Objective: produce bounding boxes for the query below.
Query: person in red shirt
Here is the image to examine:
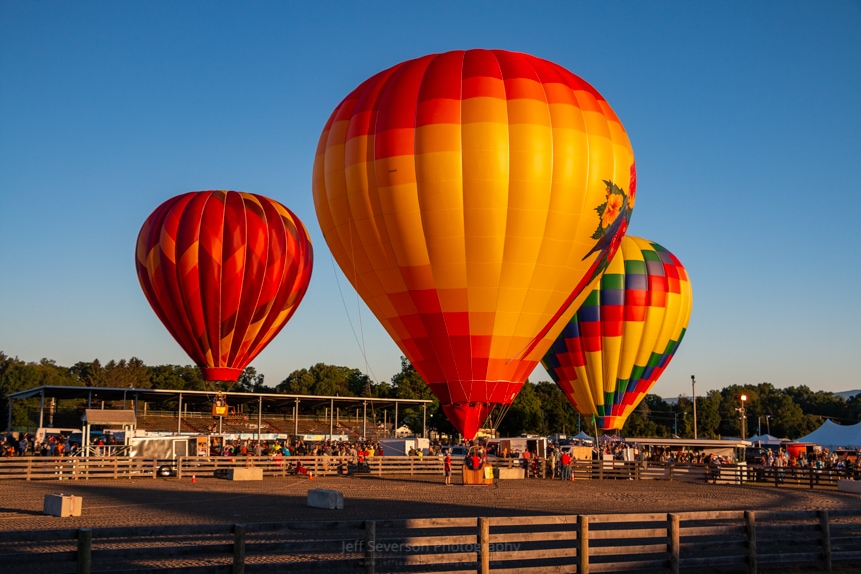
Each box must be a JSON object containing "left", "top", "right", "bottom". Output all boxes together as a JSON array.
[
  {"left": 469, "top": 453, "right": 481, "bottom": 470},
  {"left": 560, "top": 451, "right": 573, "bottom": 480},
  {"left": 444, "top": 453, "right": 452, "bottom": 485}
]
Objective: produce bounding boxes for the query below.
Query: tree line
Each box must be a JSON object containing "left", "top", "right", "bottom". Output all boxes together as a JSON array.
[{"left": 2, "top": 350, "right": 859, "bottom": 440}]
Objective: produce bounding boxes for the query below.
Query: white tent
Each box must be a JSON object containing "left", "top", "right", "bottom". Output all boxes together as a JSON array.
[
  {"left": 793, "top": 419, "right": 861, "bottom": 450},
  {"left": 748, "top": 434, "right": 782, "bottom": 446}
]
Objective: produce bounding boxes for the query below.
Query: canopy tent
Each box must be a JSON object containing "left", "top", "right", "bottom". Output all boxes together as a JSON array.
[
  {"left": 748, "top": 434, "right": 782, "bottom": 446},
  {"left": 793, "top": 420, "right": 861, "bottom": 450},
  {"left": 572, "top": 431, "right": 594, "bottom": 443}
]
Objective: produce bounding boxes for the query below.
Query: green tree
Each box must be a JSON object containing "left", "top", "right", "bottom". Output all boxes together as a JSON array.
[
  {"left": 70, "top": 360, "right": 108, "bottom": 387},
  {"left": 532, "top": 380, "right": 580, "bottom": 435},
  {"left": 692, "top": 390, "right": 723, "bottom": 439},
  {"left": 233, "top": 367, "right": 271, "bottom": 393},
  {"left": 390, "top": 357, "right": 439, "bottom": 435},
  {"left": 104, "top": 358, "right": 151, "bottom": 389},
  {"left": 147, "top": 364, "right": 206, "bottom": 392},
  {"left": 0, "top": 355, "right": 78, "bottom": 428},
  {"left": 784, "top": 385, "right": 848, "bottom": 422},
  {"left": 276, "top": 367, "right": 315, "bottom": 395},
  {"left": 497, "top": 381, "right": 543, "bottom": 436},
  {"left": 622, "top": 401, "right": 660, "bottom": 437}
]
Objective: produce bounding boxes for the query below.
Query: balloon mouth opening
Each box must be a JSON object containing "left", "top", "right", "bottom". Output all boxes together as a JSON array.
[
  {"left": 595, "top": 416, "right": 624, "bottom": 432},
  {"left": 201, "top": 367, "right": 243, "bottom": 382},
  {"left": 442, "top": 403, "right": 495, "bottom": 440}
]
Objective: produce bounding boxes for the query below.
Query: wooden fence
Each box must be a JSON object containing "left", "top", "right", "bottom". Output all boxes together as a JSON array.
[
  {"left": 2, "top": 509, "right": 860, "bottom": 573},
  {"left": 0, "top": 456, "right": 854, "bottom": 489}
]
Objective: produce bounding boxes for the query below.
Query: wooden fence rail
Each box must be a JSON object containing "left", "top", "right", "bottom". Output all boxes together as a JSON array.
[
  {"left": 1, "top": 509, "right": 859, "bottom": 573},
  {"left": 0, "top": 456, "right": 854, "bottom": 489}
]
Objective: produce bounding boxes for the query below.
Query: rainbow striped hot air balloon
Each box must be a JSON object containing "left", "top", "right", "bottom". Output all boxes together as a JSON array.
[
  {"left": 542, "top": 236, "right": 692, "bottom": 431},
  {"left": 313, "top": 49, "right": 636, "bottom": 439},
  {"left": 136, "top": 190, "right": 313, "bottom": 384}
]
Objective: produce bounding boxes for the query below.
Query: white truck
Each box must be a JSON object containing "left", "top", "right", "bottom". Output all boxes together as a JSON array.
[
  {"left": 127, "top": 435, "right": 207, "bottom": 476},
  {"left": 379, "top": 437, "right": 430, "bottom": 456}
]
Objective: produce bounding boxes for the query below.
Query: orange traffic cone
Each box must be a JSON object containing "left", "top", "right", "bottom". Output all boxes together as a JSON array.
[
  {"left": 308, "top": 473, "right": 314, "bottom": 481},
  {"left": 191, "top": 474, "right": 197, "bottom": 484}
]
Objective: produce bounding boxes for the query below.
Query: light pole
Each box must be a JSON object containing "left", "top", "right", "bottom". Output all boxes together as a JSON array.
[
  {"left": 691, "top": 375, "right": 697, "bottom": 440},
  {"left": 674, "top": 411, "right": 685, "bottom": 437},
  {"left": 765, "top": 415, "right": 772, "bottom": 436},
  {"left": 737, "top": 394, "right": 747, "bottom": 440}
]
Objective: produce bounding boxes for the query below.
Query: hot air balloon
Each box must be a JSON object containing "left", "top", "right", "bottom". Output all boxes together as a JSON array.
[
  {"left": 136, "top": 190, "right": 313, "bottom": 401},
  {"left": 541, "top": 236, "right": 692, "bottom": 431},
  {"left": 313, "top": 49, "right": 635, "bottom": 438}
]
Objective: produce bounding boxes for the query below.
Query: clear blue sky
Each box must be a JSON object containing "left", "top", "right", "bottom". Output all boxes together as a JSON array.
[{"left": 2, "top": 1, "right": 859, "bottom": 399}]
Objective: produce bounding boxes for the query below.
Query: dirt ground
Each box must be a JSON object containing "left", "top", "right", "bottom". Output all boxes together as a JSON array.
[{"left": 2, "top": 474, "right": 861, "bottom": 532}]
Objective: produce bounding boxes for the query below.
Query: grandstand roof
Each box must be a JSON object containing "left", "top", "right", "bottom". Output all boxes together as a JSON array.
[{"left": 8, "top": 385, "right": 432, "bottom": 411}]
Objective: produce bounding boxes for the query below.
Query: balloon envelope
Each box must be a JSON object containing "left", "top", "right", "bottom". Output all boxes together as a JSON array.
[
  {"left": 313, "top": 49, "right": 635, "bottom": 438},
  {"left": 136, "top": 190, "right": 313, "bottom": 382},
  {"left": 541, "top": 236, "right": 692, "bottom": 431}
]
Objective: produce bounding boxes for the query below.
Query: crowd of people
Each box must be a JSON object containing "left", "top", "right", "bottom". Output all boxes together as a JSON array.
[
  {"left": 3, "top": 431, "right": 859, "bottom": 482},
  {"left": 1, "top": 432, "right": 85, "bottom": 457}
]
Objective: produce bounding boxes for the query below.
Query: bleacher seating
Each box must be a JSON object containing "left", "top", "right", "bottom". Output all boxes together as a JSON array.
[{"left": 132, "top": 413, "right": 391, "bottom": 441}]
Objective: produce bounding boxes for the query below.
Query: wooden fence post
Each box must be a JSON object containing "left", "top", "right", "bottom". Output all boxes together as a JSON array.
[
  {"left": 578, "top": 515, "right": 589, "bottom": 574},
  {"left": 745, "top": 510, "right": 757, "bottom": 574},
  {"left": 668, "top": 513, "right": 680, "bottom": 574},
  {"left": 232, "top": 523, "right": 246, "bottom": 574},
  {"left": 478, "top": 517, "right": 490, "bottom": 574},
  {"left": 364, "top": 520, "right": 375, "bottom": 574},
  {"left": 77, "top": 527, "right": 92, "bottom": 574},
  {"left": 818, "top": 510, "right": 831, "bottom": 572}
]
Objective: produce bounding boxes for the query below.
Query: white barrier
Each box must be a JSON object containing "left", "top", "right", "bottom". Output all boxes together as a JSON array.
[
  {"left": 838, "top": 479, "right": 861, "bottom": 493},
  {"left": 307, "top": 488, "right": 344, "bottom": 509},
  {"left": 44, "top": 494, "right": 82, "bottom": 517},
  {"left": 226, "top": 468, "right": 263, "bottom": 481}
]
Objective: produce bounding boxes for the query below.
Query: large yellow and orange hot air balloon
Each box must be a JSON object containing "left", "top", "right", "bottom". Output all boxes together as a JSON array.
[
  {"left": 313, "top": 49, "right": 635, "bottom": 438},
  {"left": 541, "top": 236, "right": 693, "bottom": 431}
]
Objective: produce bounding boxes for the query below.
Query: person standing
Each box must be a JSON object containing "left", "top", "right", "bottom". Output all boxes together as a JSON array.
[
  {"left": 560, "top": 451, "right": 572, "bottom": 481},
  {"left": 444, "top": 452, "right": 452, "bottom": 485}
]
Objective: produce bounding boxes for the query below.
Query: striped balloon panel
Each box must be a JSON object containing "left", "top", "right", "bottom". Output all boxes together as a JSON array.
[
  {"left": 541, "top": 236, "right": 692, "bottom": 431},
  {"left": 313, "top": 49, "right": 635, "bottom": 438},
  {"left": 136, "top": 190, "right": 313, "bottom": 381}
]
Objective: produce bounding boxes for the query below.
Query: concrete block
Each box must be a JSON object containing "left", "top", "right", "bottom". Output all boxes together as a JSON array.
[
  {"left": 307, "top": 488, "right": 344, "bottom": 510},
  {"left": 43, "top": 494, "right": 82, "bottom": 517},
  {"left": 497, "top": 467, "right": 526, "bottom": 480},
  {"left": 838, "top": 479, "right": 861, "bottom": 494},
  {"left": 226, "top": 467, "right": 263, "bottom": 481}
]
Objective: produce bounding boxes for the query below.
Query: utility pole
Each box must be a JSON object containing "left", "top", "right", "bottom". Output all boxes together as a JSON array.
[{"left": 691, "top": 375, "right": 697, "bottom": 440}]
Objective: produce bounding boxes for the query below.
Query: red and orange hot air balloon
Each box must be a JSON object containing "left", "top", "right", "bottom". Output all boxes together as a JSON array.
[
  {"left": 541, "top": 236, "right": 693, "bottom": 431},
  {"left": 313, "top": 49, "right": 635, "bottom": 438},
  {"left": 136, "top": 190, "right": 313, "bottom": 390}
]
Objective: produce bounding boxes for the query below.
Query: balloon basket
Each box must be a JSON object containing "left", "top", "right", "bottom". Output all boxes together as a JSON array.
[{"left": 462, "top": 465, "right": 494, "bottom": 486}]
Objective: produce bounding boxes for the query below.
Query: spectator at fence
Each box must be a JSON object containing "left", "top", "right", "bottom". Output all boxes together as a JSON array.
[
  {"left": 444, "top": 453, "right": 452, "bottom": 485},
  {"left": 560, "top": 451, "right": 572, "bottom": 481}
]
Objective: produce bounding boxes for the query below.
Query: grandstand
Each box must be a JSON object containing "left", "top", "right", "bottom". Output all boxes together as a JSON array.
[{"left": 8, "top": 385, "right": 428, "bottom": 442}]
